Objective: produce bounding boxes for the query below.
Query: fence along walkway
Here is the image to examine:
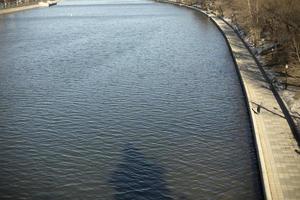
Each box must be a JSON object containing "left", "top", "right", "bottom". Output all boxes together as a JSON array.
[{"left": 203, "top": 11, "right": 300, "bottom": 200}]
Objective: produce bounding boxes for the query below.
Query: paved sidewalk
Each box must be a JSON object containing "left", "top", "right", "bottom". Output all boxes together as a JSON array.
[{"left": 206, "top": 12, "right": 300, "bottom": 200}]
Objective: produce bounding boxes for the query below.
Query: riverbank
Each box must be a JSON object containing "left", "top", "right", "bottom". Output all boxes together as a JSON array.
[
  {"left": 157, "top": 1, "right": 300, "bottom": 199},
  {"left": 0, "top": 4, "right": 41, "bottom": 15},
  {"left": 0, "top": 1, "right": 58, "bottom": 15},
  {"left": 196, "top": 0, "right": 300, "bottom": 139}
]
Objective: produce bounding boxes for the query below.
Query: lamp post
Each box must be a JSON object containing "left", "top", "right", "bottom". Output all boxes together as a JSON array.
[{"left": 285, "top": 64, "right": 289, "bottom": 89}]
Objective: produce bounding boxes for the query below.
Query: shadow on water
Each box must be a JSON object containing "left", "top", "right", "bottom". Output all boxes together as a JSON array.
[{"left": 109, "top": 144, "right": 173, "bottom": 200}]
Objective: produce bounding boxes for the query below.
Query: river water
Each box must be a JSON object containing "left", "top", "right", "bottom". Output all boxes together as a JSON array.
[{"left": 0, "top": 0, "right": 262, "bottom": 199}]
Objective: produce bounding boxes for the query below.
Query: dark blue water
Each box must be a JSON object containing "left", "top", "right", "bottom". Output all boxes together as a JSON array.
[{"left": 0, "top": 0, "right": 262, "bottom": 199}]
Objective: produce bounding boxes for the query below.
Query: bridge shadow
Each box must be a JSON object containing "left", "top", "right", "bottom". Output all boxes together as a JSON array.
[{"left": 109, "top": 144, "right": 173, "bottom": 200}]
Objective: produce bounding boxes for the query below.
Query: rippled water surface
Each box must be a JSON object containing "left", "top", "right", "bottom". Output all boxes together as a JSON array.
[{"left": 0, "top": 0, "right": 262, "bottom": 199}]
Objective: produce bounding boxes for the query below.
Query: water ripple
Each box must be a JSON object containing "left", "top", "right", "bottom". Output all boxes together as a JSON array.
[{"left": 0, "top": 0, "right": 262, "bottom": 199}]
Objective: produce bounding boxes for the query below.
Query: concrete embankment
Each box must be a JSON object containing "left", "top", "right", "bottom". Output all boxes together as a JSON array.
[
  {"left": 158, "top": 1, "right": 300, "bottom": 200},
  {"left": 0, "top": 1, "right": 57, "bottom": 15}
]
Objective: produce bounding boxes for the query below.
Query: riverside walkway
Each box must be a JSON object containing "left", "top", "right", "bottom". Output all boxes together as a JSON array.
[
  {"left": 210, "top": 16, "right": 300, "bottom": 200},
  {"left": 199, "top": 7, "right": 300, "bottom": 200},
  {"left": 160, "top": 1, "right": 300, "bottom": 199}
]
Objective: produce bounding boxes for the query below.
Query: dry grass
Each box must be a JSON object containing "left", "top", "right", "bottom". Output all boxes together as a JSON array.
[{"left": 192, "top": 0, "right": 300, "bottom": 83}]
